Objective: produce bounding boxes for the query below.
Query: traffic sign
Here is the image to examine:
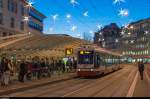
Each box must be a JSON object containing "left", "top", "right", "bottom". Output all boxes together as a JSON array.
[{"left": 65, "top": 48, "right": 73, "bottom": 55}]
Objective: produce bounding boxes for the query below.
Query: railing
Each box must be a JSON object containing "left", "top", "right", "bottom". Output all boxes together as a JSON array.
[
  {"left": 0, "top": 34, "right": 32, "bottom": 48},
  {"left": 0, "top": 33, "right": 30, "bottom": 40}
]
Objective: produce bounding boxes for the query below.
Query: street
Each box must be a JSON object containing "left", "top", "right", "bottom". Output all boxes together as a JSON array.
[{"left": 2, "top": 64, "right": 150, "bottom": 97}]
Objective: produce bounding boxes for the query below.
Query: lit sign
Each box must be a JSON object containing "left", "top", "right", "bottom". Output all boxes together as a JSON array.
[
  {"left": 79, "top": 51, "right": 93, "bottom": 55},
  {"left": 66, "top": 48, "right": 73, "bottom": 55}
]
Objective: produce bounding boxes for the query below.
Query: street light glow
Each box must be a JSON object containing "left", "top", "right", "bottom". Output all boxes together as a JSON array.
[
  {"left": 113, "top": 0, "right": 125, "bottom": 5},
  {"left": 52, "top": 14, "right": 59, "bottom": 23},
  {"left": 70, "top": 0, "right": 79, "bottom": 6},
  {"left": 23, "top": 16, "right": 30, "bottom": 24},
  {"left": 25, "top": 0, "right": 34, "bottom": 10},
  {"left": 71, "top": 25, "right": 77, "bottom": 32},
  {"left": 83, "top": 11, "right": 89, "bottom": 17},
  {"left": 118, "top": 8, "right": 129, "bottom": 17},
  {"left": 130, "top": 26, "right": 134, "bottom": 29},
  {"left": 66, "top": 14, "right": 72, "bottom": 19},
  {"left": 97, "top": 24, "right": 102, "bottom": 30},
  {"left": 128, "top": 32, "right": 131, "bottom": 35}
]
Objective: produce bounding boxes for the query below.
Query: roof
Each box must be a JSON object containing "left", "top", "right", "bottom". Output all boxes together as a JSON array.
[
  {"left": 130, "top": 18, "right": 150, "bottom": 25},
  {"left": 94, "top": 47, "right": 122, "bottom": 56},
  {"left": 30, "top": 8, "right": 46, "bottom": 18},
  {"left": 23, "top": 0, "right": 46, "bottom": 18}
]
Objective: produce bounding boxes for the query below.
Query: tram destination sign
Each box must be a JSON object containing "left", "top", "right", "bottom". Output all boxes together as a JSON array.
[{"left": 79, "top": 51, "right": 94, "bottom": 55}]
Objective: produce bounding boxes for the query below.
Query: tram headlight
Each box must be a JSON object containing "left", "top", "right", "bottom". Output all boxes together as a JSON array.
[
  {"left": 91, "top": 69, "right": 94, "bottom": 71},
  {"left": 78, "top": 69, "right": 81, "bottom": 71}
]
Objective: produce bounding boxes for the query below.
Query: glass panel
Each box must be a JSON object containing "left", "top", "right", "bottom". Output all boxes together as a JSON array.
[{"left": 78, "top": 51, "right": 94, "bottom": 64}]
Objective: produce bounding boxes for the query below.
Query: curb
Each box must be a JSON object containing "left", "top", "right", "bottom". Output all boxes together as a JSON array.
[{"left": 0, "top": 74, "right": 77, "bottom": 96}]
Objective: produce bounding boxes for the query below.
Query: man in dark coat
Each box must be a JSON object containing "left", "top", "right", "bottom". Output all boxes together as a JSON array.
[
  {"left": 138, "top": 61, "right": 145, "bottom": 80},
  {"left": 18, "top": 60, "right": 27, "bottom": 82}
]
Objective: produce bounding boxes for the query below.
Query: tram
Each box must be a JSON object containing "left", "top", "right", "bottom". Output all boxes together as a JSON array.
[{"left": 77, "top": 44, "right": 123, "bottom": 77}]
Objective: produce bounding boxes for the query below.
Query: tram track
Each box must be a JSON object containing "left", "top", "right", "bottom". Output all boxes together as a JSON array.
[
  {"left": 91, "top": 71, "right": 130, "bottom": 97},
  {"left": 6, "top": 78, "right": 86, "bottom": 97},
  {"left": 36, "top": 69, "right": 124, "bottom": 97},
  {"left": 93, "top": 69, "right": 136, "bottom": 97},
  {"left": 62, "top": 66, "right": 133, "bottom": 97}
]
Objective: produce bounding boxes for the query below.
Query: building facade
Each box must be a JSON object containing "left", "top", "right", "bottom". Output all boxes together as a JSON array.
[
  {"left": 0, "top": 0, "right": 46, "bottom": 37},
  {"left": 94, "top": 23, "right": 121, "bottom": 51},
  {"left": 121, "top": 18, "right": 150, "bottom": 63}
]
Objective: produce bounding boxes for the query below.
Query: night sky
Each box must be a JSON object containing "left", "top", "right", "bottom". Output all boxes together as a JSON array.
[{"left": 32, "top": 0, "right": 150, "bottom": 38}]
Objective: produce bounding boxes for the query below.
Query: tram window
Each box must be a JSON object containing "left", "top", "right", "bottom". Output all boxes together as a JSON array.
[
  {"left": 78, "top": 51, "right": 94, "bottom": 64},
  {"left": 94, "top": 54, "right": 101, "bottom": 67}
]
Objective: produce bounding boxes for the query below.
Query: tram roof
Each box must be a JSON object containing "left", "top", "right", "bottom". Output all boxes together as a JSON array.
[
  {"left": 78, "top": 44, "right": 122, "bottom": 56},
  {"left": 94, "top": 47, "right": 122, "bottom": 56}
]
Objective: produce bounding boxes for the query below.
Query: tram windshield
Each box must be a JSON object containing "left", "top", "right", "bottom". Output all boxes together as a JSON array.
[{"left": 78, "top": 51, "right": 94, "bottom": 64}]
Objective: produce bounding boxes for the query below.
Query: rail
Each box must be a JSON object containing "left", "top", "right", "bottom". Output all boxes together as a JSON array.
[{"left": 0, "top": 33, "right": 30, "bottom": 40}]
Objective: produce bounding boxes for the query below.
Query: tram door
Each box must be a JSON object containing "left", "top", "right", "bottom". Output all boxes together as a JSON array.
[{"left": 94, "top": 53, "right": 101, "bottom": 68}]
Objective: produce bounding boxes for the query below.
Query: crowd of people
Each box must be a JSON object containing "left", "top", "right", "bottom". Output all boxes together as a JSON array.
[{"left": 0, "top": 56, "right": 77, "bottom": 87}]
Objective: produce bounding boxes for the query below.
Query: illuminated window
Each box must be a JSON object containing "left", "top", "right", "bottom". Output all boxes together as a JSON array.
[{"left": 148, "top": 59, "right": 150, "bottom": 63}]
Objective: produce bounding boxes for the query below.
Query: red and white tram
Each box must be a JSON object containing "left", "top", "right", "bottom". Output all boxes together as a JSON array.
[{"left": 76, "top": 44, "right": 123, "bottom": 77}]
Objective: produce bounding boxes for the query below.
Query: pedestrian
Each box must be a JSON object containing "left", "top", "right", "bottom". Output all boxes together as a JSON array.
[
  {"left": 50, "top": 61, "right": 54, "bottom": 76},
  {"left": 18, "top": 59, "right": 27, "bottom": 83},
  {"left": 26, "top": 59, "right": 32, "bottom": 81},
  {"left": 138, "top": 61, "right": 145, "bottom": 80},
  {"left": 36, "top": 59, "right": 41, "bottom": 80},
  {"left": 58, "top": 60, "right": 62, "bottom": 75},
  {"left": 8, "top": 59, "right": 14, "bottom": 83},
  {"left": 45, "top": 58, "right": 51, "bottom": 77},
  {"left": 1, "top": 57, "right": 11, "bottom": 86},
  {"left": 62, "top": 62, "right": 65, "bottom": 73},
  {"left": 40, "top": 58, "right": 46, "bottom": 77},
  {"left": 0, "top": 57, "right": 3, "bottom": 86}
]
